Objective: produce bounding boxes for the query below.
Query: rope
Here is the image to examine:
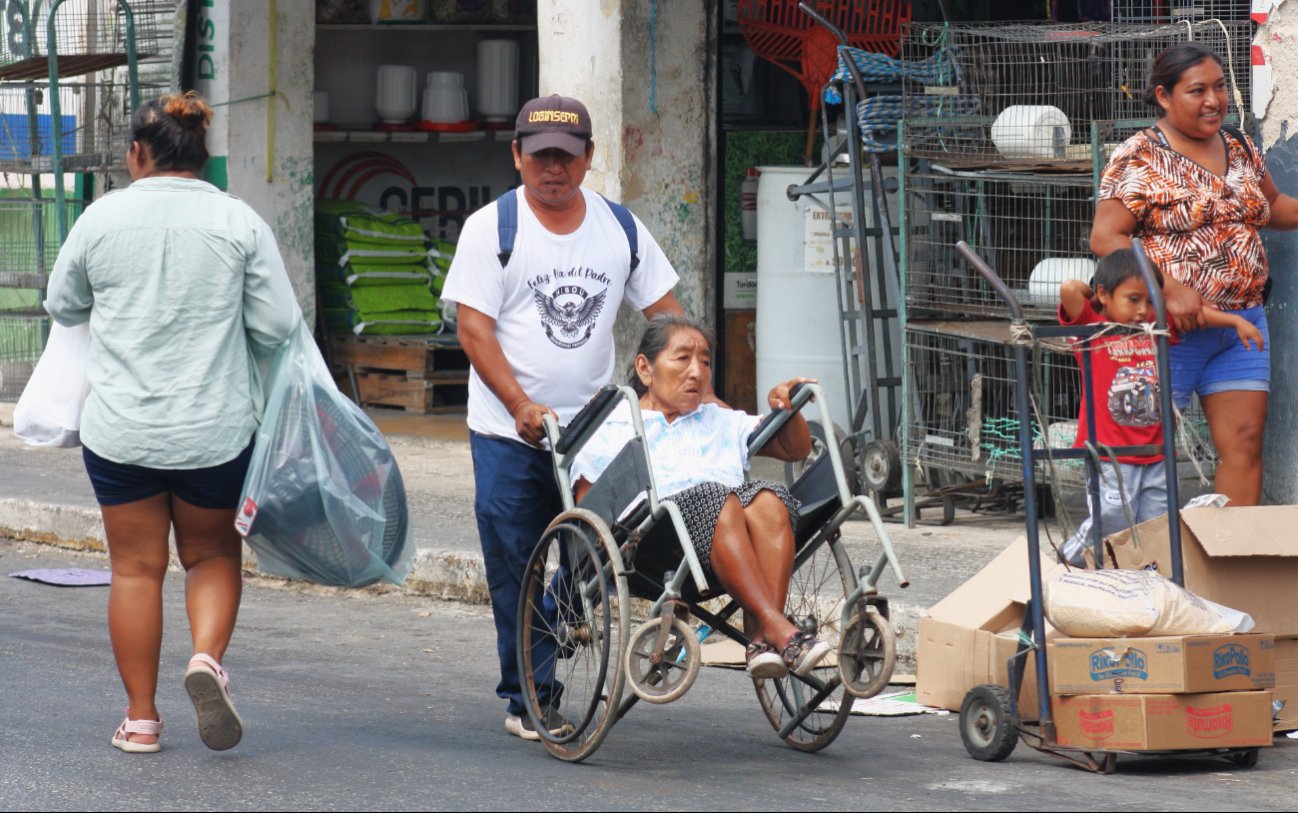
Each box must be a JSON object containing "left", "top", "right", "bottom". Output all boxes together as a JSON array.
[
  {"left": 852, "top": 93, "right": 981, "bottom": 153},
  {"left": 1008, "top": 319, "right": 1173, "bottom": 353},
  {"left": 823, "top": 47, "right": 957, "bottom": 105}
]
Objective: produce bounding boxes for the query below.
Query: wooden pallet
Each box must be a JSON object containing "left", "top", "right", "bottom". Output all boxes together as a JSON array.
[{"left": 328, "top": 333, "right": 470, "bottom": 414}]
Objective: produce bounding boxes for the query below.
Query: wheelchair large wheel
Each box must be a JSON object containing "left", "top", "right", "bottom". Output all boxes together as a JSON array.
[
  {"left": 753, "top": 537, "right": 856, "bottom": 752},
  {"left": 518, "top": 508, "right": 630, "bottom": 762}
]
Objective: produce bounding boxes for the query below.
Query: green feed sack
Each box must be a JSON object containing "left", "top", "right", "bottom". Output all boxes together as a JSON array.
[
  {"left": 316, "top": 261, "right": 432, "bottom": 287},
  {"left": 319, "top": 282, "right": 439, "bottom": 314},
  {"left": 323, "top": 307, "right": 442, "bottom": 335},
  {"left": 316, "top": 234, "right": 430, "bottom": 266},
  {"left": 353, "top": 319, "right": 443, "bottom": 336},
  {"left": 315, "top": 199, "right": 426, "bottom": 244},
  {"left": 428, "top": 239, "right": 455, "bottom": 271}
]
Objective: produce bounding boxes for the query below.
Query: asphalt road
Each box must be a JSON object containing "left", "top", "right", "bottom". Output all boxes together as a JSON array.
[{"left": 3, "top": 539, "right": 1297, "bottom": 812}]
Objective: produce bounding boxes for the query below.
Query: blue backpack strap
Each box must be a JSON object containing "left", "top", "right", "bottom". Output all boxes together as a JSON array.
[
  {"left": 599, "top": 194, "right": 640, "bottom": 272},
  {"left": 495, "top": 188, "right": 518, "bottom": 267},
  {"left": 500, "top": 188, "right": 639, "bottom": 273}
]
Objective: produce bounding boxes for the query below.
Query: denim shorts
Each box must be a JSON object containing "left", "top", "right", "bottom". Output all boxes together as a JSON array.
[
  {"left": 1169, "top": 305, "right": 1270, "bottom": 409},
  {"left": 82, "top": 442, "right": 255, "bottom": 509}
]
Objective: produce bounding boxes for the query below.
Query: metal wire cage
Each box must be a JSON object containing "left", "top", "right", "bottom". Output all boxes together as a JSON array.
[
  {"left": 903, "top": 321, "right": 1218, "bottom": 489},
  {"left": 0, "top": 0, "right": 159, "bottom": 81},
  {"left": 1109, "top": 0, "right": 1252, "bottom": 23},
  {"left": 899, "top": 20, "right": 1253, "bottom": 168},
  {"left": 0, "top": 316, "right": 41, "bottom": 397},
  {"left": 905, "top": 322, "right": 1087, "bottom": 486},
  {"left": 0, "top": 76, "right": 160, "bottom": 172},
  {"left": 0, "top": 191, "right": 82, "bottom": 275},
  {"left": 903, "top": 165, "right": 1095, "bottom": 319},
  {"left": 0, "top": 191, "right": 84, "bottom": 399}
]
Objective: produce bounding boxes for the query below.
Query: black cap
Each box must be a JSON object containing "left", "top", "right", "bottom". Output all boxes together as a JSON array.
[{"left": 515, "top": 94, "right": 592, "bottom": 156}]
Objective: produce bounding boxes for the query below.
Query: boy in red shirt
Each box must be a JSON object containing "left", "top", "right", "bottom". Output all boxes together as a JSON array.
[{"left": 1057, "top": 249, "right": 1262, "bottom": 566}]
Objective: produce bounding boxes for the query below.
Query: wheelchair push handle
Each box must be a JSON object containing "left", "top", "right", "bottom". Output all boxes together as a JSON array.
[
  {"left": 746, "top": 380, "right": 819, "bottom": 456},
  {"left": 955, "top": 240, "right": 1024, "bottom": 321}
]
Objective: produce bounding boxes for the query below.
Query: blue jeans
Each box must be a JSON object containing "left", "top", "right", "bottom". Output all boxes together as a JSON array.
[{"left": 470, "top": 431, "right": 564, "bottom": 717}]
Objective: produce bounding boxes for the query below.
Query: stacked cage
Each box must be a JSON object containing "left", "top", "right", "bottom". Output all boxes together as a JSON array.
[
  {"left": 0, "top": 0, "right": 164, "bottom": 398},
  {"left": 898, "top": 17, "right": 1247, "bottom": 497}
]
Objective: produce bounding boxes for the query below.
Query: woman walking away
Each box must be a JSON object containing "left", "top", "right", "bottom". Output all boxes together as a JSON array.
[{"left": 44, "top": 91, "right": 300, "bottom": 753}]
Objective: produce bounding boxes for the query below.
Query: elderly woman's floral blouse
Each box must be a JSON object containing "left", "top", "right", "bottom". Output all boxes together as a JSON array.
[{"left": 1099, "top": 128, "right": 1271, "bottom": 310}]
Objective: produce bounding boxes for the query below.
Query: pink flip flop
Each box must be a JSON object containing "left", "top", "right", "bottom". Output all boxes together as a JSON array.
[{"left": 184, "top": 653, "right": 244, "bottom": 751}]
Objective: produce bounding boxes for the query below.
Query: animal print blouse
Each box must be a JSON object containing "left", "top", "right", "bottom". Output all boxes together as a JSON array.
[{"left": 1098, "top": 128, "right": 1271, "bottom": 310}]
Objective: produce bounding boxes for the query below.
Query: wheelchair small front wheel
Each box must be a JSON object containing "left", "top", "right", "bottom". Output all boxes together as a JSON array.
[
  {"left": 517, "top": 508, "right": 630, "bottom": 762},
  {"left": 624, "top": 617, "right": 700, "bottom": 704},
  {"left": 839, "top": 606, "right": 896, "bottom": 699}
]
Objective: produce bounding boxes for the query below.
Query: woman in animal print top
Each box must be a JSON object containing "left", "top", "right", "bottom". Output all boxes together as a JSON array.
[{"left": 1091, "top": 43, "right": 1298, "bottom": 506}]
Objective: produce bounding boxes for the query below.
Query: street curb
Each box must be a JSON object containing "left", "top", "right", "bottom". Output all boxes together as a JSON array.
[
  {"left": 0, "top": 496, "right": 920, "bottom": 670},
  {"left": 0, "top": 499, "right": 106, "bottom": 553},
  {"left": 0, "top": 497, "right": 492, "bottom": 606}
]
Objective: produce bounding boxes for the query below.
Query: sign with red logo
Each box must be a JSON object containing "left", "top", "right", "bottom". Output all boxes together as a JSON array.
[
  {"left": 1185, "top": 703, "right": 1233, "bottom": 739},
  {"left": 1078, "top": 709, "right": 1115, "bottom": 740}
]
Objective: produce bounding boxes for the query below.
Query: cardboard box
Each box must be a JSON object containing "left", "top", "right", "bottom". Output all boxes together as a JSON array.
[
  {"left": 1053, "top": 691, "right": 1275, "bottom": 750},
  {"left": 1105, "top": 507, "right": 1298, "bottom": 636},
  {"left": 1050, "top": 634, "right": 1275, "bottom": 695},
  {"left": 1273, "top": 637, "right": 1298, "bottom": 733},
  {"left": 917, "top": 617, "right": 1044, "bottom": 718},
  {"left": 916, "top": 538, "right": 1063, "bottom": 718}
]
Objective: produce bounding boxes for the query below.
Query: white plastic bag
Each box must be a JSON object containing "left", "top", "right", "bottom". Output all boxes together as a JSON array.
[
  {"left": 1044, "top": 568, "right": 1254, "bottom": 637},
  {"left": 13, "top": 321, "right": 90, "bottom": 448},
  {"left": 234, "top": 320, "right": 413, "bottom": 587}
]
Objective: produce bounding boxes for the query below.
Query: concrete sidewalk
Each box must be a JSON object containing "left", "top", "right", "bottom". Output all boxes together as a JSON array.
[{"left": 0, "top": 402, "right": 1027, "bottom": 668}]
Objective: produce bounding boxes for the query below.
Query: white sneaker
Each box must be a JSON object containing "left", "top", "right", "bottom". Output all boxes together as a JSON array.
[{"left": 505, "top": 708, "right": 574, "bottom": 741}]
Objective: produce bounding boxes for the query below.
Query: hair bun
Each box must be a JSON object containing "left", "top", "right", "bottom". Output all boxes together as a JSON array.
[{"left": 162, "top": 90, "right": 213, "bottom": 130}]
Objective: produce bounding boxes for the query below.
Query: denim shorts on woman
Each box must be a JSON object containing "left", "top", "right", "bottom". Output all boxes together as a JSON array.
[
  {"left": 82, "top": 442, "right": 255, "bottom": 509},
  {"left": 1169, "top": 305, "right": 1270, "bottom": 409}
]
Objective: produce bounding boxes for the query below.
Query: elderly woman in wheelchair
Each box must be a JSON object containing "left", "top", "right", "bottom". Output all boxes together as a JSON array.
[
  {"left": 516, "top": 313, "right": 906, "bottom": 761},
  {"left": 573, "top": 314, "right": 829, "bottom": 678}
]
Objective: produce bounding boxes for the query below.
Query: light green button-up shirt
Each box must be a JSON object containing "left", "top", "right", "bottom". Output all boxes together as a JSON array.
[{"left": 45, "top": 176, "right": 301, "bottom": 468}]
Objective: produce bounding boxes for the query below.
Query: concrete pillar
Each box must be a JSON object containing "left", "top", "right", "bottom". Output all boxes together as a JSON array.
[
  {"left": 1252, "top": 2, "right": 1298, "bottom": 502},
  {"left": 194, "top": 0, "right": 315, "bottom": 324},
  {"left": 537, "top": 0, "right": 715, "bottom": 373}
]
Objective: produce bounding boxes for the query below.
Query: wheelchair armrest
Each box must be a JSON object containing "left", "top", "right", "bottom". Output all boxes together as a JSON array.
[
  {"left": 745, "top": 382, "right": 813, "bottom": 457},
  {"left": 555, "top": 384, "right": 622, "bottom": 455}
]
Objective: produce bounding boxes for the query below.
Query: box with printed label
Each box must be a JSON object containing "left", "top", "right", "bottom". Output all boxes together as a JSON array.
[
  {"left": 1053, "top": 691, "right": 1274, "bottom": 750},
  {"left": 1049, "top": 634, "right": 1275, "bottom": 695}
]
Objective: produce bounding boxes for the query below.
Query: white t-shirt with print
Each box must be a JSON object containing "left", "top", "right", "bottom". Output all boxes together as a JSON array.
[
  {"left": 571, "top": 403, "right": 763, "bottom": 498},
  {"left": 442, "top": 187, "right": 679, "bottom": 442}
]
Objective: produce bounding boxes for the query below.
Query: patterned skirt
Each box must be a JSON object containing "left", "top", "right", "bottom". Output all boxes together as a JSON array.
[{"left": 669, "top": 480, "right": 801, "bottom": 574}]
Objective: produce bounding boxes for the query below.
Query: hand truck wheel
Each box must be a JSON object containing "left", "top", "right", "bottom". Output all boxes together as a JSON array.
[{"left": 959, "top": 684, "right": 1019, "bottom": 762}]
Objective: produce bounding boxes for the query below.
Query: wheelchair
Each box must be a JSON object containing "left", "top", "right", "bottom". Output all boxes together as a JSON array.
[{"left": 515, "top": 382, "right": 909, "bottom": 762}]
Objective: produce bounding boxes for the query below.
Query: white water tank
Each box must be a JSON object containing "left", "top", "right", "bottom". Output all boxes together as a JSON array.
[
  {"left": 754, "top": 164, "right": 902, "bottom": 440},
  {"left": 755, "top": 165, "right": 852, "bottom": 433}
]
